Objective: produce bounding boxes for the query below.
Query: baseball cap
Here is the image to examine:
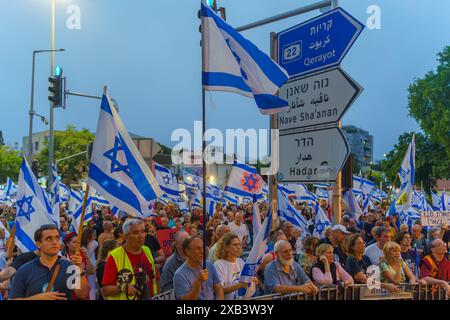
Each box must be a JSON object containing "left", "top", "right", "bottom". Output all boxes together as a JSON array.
[{"left": 331, "top": 224, "right": 350, "bottom": 234}]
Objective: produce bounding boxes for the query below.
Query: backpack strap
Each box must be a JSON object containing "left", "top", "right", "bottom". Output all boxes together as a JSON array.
[{"left": 46, "top": 264, "right": 61, "bottom": 293}]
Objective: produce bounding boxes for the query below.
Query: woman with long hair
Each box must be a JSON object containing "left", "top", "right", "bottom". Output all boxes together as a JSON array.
[
  {"left": 80, "top": 228, "right": 98, "bottom": 300},
  {"left": 96, "top": 239, "right": 118, "bottom": 300},
  {"left": 213, "top": 233, "right": 255, "bottom": 299},
  {"left": 298, "top": 236, "right": 319, "bottom": 277}
]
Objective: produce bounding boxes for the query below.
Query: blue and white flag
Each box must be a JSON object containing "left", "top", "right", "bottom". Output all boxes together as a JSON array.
[
  {"left": 278, "top": 188, "right": 309, "bottom": 234},
  {"left": 316, "top": 188, "right": 328, "bottom": 200},
  {"left": 50, "top": 165, "right": 61, "bottom": 228},
  {"left": 15, "top": 158, "right": 54, "bottom": 253},
  {"left": 313, "top": 202, "right": 331, "bottom": 239},
  {"left": 253, "top": 200, "right": 262, "bottom": 239},
  {"left": 72, "top": 191, "right": 93, "bottom": 234},
  {"left": 225, "top": 162, "right": 263, "bottom": 198},
  {"left": 397, "top": 134, "right": 415, "bottom": 210},
  {"left": 431, "top": 191, "right": 443, "bottom": 211},
  {"left": 224, "top": 192, "right": 239, "bottom": 205},
  {"left": 155, "top": 162, "right": 180, "bottom": 202},
  {"left": 240, "top": 210, "right": 272, "bottom": 287},
  {"left": 441, "top": 191, "right": 449, "bottom": 211},
  {"left": 68, "top": 189, "right": 83, "bottom": 221},
  {"left": 5, "top": 177, "right": 18, "bottom": 198},
  {"left": 59, "top": 182, "right": 70, "bottom": 202},
  {"left": 201, "top": 1, "right": 289, "bottom": 115},
  {"left": 90, "top": 188, "right": 110, "bottom": 205},
  {"left": 88, "top": 93, "right": 163, "bottom": 217},
  {"left": 343, "top": 189, "right": 363, "bottom": 221},
  {"left": 282, "top": 183, "right": 317, "bottom": 203}
]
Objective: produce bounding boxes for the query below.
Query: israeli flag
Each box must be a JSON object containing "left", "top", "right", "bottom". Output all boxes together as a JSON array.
[
  {"left": 224, "top": 192, "right": 238, "bottom": 205},
  {"left": 281, "top": 183, "right": 317, "bottom": 203},
  {"left": 72, "top": 191, "right": 93, "bottom": 234},
  {"left": 343, "top": 189, "right": 363, "bottom": 221},
  {"left": 155, "top": 162, "right": 180, "bottom": 202},
  {"left": 313, "top": 202, "right": 331, "bottom": 239},
  {"left": 201, "top": 1, "right": 289, "bottom": 115},
  {"left": 182, "top": 169, "right": 199, "bottom": 189},
  {"left": 0, "top": 217, "right": 10, "bottom": 238},
  {"left": 225, "top": 162, "right": 263, "bottom": 198},
  {"left": 253, "top": 200, "right": 262, "bottom": 239},
  {"left": 68, "top": 189, "right": 83, "bottom": 221},
  {"left": 316, "top": 188, "right": 328, "bottom": 200},
  {"left": 90, "top": 188, "right": 110, "bottom": 205},
  {"left": 431, "top": 191, "right": 443, "bottom": 211},
  {"left": 15, "top": 158, "right": 54, "bottom": 253},
  {"left": 240, "top": 210, "right": 272, "bottom": 285},
  {"left": 278, "top": 188, "right": 309, "bottom": 234},
  {"left": 397, "top": 134, "right": 415, "bottom": 209},
  {"left": 50, "top": 165, "right": 61, "bottom": 228},
  {"left": 59, "top": 182, "right": 70, "bottom": 202},
  {"left": 88, "top": 93, "right": 163, "bottom": 217},
  {"left": 5, "top": 177, "right": 18, "bottom": 198}
]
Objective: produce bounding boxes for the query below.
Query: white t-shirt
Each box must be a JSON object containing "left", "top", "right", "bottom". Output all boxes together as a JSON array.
[
  {"left": 214, "top": 258, "right": 245, "bottom": 300},
  {"left": 365, "top": 243, "right": 384, "bottom": 265},
  {"left": 228, "top": 222, "right": 248, "bottom": 243}
]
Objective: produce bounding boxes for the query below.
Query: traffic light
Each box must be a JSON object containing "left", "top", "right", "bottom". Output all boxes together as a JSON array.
[
  {"left": 31, "top": 160, "right": 39, "bottom": 178},
  {"left": 48, "top": 66, "right": 63, "bottom": 107}
]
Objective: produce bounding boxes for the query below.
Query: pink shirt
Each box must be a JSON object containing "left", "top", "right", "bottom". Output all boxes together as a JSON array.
[{"left": 311, "top": 263, "right": 354, "bottom": 286}]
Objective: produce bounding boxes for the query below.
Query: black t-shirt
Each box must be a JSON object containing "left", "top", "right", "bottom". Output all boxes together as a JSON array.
[
  {"left": 12, "top": 251, "right": 39, "bottom": 271},
  {"left": 443, "top": 231, "right": 450, "bottom": 248},
  {"left": 319, "top": 237, "right": 347, "bottom": 267},
  {"left": 144, "top": 234, "right": 161, "bottom": 258},
  {"left": 345, "top": 255, "right": 372, "bottom": 282}
]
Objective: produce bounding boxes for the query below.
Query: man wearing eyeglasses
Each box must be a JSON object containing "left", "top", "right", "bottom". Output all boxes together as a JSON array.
[{"left": 420, "top": 239, "right": 450, "bottom": 295}]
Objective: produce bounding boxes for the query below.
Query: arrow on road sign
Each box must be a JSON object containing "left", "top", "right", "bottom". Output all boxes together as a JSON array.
[
  {"left": 277, "top": 7, "right": 365, "bottom": 78},
  {"left": 277, "top": 127, "right": 350, "bottom": 183},
  {"left": 277, "top": 67, "right": 363, "bottom": 130}
]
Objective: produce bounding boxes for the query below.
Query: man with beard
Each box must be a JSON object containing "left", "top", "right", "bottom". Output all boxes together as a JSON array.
[{"left": 264, "top": 240, "right": 318, "bottom": 295}]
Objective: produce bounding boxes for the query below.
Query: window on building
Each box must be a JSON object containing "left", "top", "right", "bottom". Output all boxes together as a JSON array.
[{"left": 35, "top": 141, "right": 39, "bottom": 151}]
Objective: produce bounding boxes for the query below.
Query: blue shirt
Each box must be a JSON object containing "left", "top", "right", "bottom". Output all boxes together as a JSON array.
[
  {"left": 160, "top": 250, "right": 185, "bottom": 292},
  {"left": 9, "top": 257, "right": 76, "bottom": 300},
  {"left": 264, "top": 259, "right": 312, "bottom": 294},
  {"left": 173, "top": 261, "right": 220, "bottom": 300}
]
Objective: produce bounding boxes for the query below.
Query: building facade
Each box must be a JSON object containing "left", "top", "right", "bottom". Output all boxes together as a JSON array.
[{"left": 342, "top": 125, "right": 374, "bottom": 170}]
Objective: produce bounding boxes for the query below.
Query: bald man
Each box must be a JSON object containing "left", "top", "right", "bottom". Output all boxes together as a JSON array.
[
  {"left": 160, "top": 231, "right": 190, "bottom": 292},
  {"left": 420, "top": 239, "right": 450, "bottom": 295}
]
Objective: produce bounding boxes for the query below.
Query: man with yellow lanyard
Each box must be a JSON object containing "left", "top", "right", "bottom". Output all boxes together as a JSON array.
[{"left": 102, "top": 219, "right": 158, "bottom": 300}]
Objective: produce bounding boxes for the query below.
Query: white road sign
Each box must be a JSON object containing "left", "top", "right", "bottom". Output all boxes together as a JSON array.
[
  {"left": 277, "top": 67, "right": 363, "bottom": 130},
  {"left": 277, "top": 127, "right": 350, "bottom": 183}
]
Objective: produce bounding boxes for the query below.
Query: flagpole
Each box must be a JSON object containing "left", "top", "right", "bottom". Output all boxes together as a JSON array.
[
  {"left": 200, "top": 2, "right": 207, "bottom": 269},
  {"left": 75, "top": 85, "right": 107, "bottom": 252},
  {"left": 385, "top": 173, "right": 399, "bottom": 213},
  {"left": 6, "top": 222, "right": 16, "bottom": 260}
]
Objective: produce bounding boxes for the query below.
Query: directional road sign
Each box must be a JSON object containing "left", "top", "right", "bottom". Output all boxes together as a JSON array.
[
  {"left": 278, "top": 7, "right": 364, "bottom": 78},
  {"left": 277, "top": 67, "right": 363, "bottom": 130},
  {"left": 277, "top": 127, "right": 350, "bottom": 183}
]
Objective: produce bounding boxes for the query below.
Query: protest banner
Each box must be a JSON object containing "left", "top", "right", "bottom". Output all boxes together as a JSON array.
[
  {"left": 156, "top": 228, "right": 178, "bottom": 257},
  {"left": 420, "top": 211, "right": 450, "bottom": 227}
]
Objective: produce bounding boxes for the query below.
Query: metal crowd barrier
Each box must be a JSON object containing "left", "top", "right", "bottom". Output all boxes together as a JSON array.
[{"left": 249, "top": 283, "right": 450, "bottom": 301}]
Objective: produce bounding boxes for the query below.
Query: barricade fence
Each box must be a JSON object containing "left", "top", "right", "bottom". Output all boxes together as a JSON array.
[{"left": 248, "top": 283, "right": 450, "bottom": 301}]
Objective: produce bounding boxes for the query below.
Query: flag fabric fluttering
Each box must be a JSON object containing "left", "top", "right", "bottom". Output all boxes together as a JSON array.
[
  {"left": 313, "top": 202, "right": 331, "bottom": 239},
  {"left": 154, "top": 162, "right": 180, "bottom": 202},
  {"left": 87, "top": 93, "right": 163, "bottom": 217},
  {"left": 278, "top": 188, "right": 309, "bottom": 234},
  {"left": 5, "top": 177, "right": 18, "bottom": 198},
  {"left": 225, "top": 162, "right": 263, "bottom": 199},
  {"left": 15, "top": 158, "right": 55, "bottom": 253},
  {"left": 240, "top": 210, "right": 272, "bottom": 298},
  {"left": 201, "top": 1, "right": 290, "bottom": 115},
  {"left": 342, "top": 189, "right": 363, "bottom": 221},
  {"left": 431, "top": 191, "right": 443, "bottom": 211},
  {"left": 71, "top": 191, "right": 93, "bottom": 234}
]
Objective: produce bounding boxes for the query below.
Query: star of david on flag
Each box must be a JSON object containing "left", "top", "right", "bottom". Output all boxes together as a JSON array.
[
  {"left": 201, "top": 0, "right": 290, "bottom": 115},
  {"left": 88, "top": 92, "right": 163, "bottom": 217},
  {"left": 155, "top": 162, "right": 180, "bottom": 203},
  {"left": 15, "top": 158, "right": 54, "bottom": 253},
  {"left": 313, "top": 202, "right": 331, "bottom": 239},
  {"left": 225, "top": 162, "right": 263, "bottom": 198}
]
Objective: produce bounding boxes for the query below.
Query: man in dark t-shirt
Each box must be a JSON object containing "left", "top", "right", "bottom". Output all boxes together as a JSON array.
[{"left": 0, "top": 250, "right": 39, "bottom": 283}]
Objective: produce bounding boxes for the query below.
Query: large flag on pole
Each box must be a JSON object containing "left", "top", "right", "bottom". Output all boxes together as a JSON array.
[
  {"left": 15, "top": 158, "right": 54, "bottom": 253},
  {"left": 154, "top": 162, "right": 180, "bottom": 202},
  {"left": 5, "top": 177, "right": 18, "bottom": 198},
  {"left": 343, "top": 189, "right": 363, "bottom": 221},
  {"left": 201, "top": 1, "right": 289, "bottom": 115},
  {"left": 313, "top": 202, "right": 331, "bottom": 239},
  {"left": 225, "top": 162, "right": 263, "bottom": 198},
  {"left": 88, "top": 93, "right": 163, "bottom": 217},
  {"left": 397, "top": 134, "right": 415, "bottom": 210}
]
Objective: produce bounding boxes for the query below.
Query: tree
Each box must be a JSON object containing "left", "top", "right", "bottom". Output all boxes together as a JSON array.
[
  {"left": 36, "top": 125, "right": 94, "bottom": 184},
  {"left": 380, "top": 132, "right": 446, "bottom": 192},
  {"left": 408, "top": 46, "right": 450, "bottom": 162},
  {"left": 0, "top": 146, "right": 22, "bottom": 182}
]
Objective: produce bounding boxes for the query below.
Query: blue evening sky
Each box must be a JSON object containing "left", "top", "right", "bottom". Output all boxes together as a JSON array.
[{"left": 1, "top": 0, "right": 449, "bottom": 160}]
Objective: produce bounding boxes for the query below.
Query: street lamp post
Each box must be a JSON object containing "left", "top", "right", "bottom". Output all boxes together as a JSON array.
[{"left": 28, "top": 49, "right": 65, "bottom": 162}]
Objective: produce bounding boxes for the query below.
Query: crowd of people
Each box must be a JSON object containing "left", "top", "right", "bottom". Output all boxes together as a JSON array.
[{"left": 0, "top": 198, "right": 449, "bottom": 300}]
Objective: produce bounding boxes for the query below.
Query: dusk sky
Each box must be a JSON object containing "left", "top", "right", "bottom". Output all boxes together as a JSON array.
[{"left": 1, "top": 0, "right": 449, "bottom": 160}]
